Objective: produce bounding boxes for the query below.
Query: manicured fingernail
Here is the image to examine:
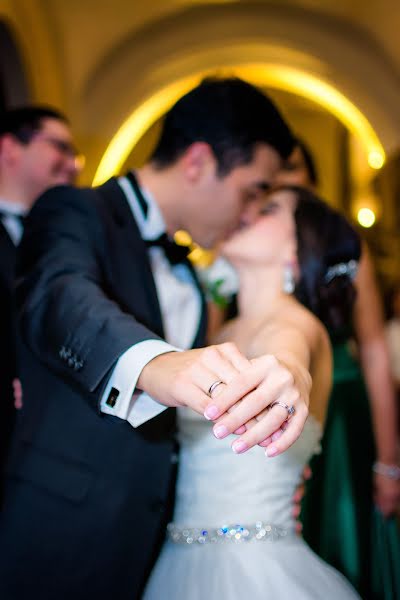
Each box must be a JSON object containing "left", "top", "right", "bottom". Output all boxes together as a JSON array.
[
  {"left": 265, "top": 445, "right": 278, "bottom": 457},
  {"left": 232, "top": 440, "right": 248, "bottom": 454},
  {"left": 259, "top": 437, "right": 272, "bottom": 447},
  {"left": 213, "top": 424, "right": 228, "bottom": 439},
  {"left": 234, "top": 425, "right": 246, "bottom": 435},
  {"left": 204, "top": 405, "right": 219, "bottom": 420},
  {"left": 271, "top": 430, "right": 283, "bottom": 442}
]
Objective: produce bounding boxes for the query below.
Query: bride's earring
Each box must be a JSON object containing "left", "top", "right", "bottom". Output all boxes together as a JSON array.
[{"left": 282, "top": 262, "right": 295, "bottom": 294}]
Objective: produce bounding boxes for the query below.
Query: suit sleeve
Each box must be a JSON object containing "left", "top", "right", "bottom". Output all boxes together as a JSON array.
[{"left": 16, "top": 185, "right": 163, "bottom": 411}]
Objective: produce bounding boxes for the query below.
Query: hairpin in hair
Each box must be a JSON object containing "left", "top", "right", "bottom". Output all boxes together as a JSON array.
[{"left": 324, "top": 259, "right": 358, "bottom": 284}]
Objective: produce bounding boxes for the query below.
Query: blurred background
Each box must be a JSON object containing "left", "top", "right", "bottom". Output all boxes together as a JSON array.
[{"left": 1, "top": 0, "right": 399, "bottom": 291}]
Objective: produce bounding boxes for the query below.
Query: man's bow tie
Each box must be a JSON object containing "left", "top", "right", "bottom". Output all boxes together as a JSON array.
[{"left": 146, "top": 233, "right": 190, "bottom": 265}]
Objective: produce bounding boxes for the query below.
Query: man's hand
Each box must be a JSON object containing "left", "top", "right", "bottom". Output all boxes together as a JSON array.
[
  {"left": 292, "top": 465, "right": 312, "bottom": 534},
  {"left": 13, "top": 378, "right": 23, "bottom": 410},
  {"left": 138, "top": 344, "right": 311, "bottom": 456},
  {"left": 137, "top": 343, "right": 251, "bottom": 412}
]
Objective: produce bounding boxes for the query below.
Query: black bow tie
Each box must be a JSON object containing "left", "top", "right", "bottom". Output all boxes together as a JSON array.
[{"left": 146, "top": 233, "right": 190, "bottom": 265}]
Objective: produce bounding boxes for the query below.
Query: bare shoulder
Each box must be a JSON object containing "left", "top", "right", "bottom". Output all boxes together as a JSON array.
[
  {"left": 259, "top": 301, "right": 328, "bottom": 350},
  {"left": 289, "top": 302, "right": 323, "bottom": 333}
]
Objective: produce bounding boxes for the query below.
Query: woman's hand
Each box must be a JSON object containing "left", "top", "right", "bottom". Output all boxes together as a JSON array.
[{"left": 373, "top": 472, "right": 400, "bottom": 517}]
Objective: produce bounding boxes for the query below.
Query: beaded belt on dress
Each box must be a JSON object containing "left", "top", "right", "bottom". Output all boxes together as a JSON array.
[{"left": 167, "top": 521, "right": 288, "bottom": 545}]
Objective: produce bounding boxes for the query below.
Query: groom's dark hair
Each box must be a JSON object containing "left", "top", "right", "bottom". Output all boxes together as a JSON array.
[{"left": 150, "top": 77, "right": 294, "bottom": 176}]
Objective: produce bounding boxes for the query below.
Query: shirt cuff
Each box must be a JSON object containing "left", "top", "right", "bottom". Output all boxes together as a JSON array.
[{"left": 100, "top": 339, "right": 180, "bottom": 427}]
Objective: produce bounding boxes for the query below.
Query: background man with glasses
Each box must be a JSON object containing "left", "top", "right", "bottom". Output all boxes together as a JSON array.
[{"left": 0, "top": 106, "right": 80, "bottom": 501}]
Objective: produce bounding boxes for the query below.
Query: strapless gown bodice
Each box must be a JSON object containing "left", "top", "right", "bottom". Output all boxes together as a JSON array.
[
  {"left": 143, "top": 408, "right": 360, "bottom": 599},
  {"left": 173, "top": 408, "right": 322, "bottom": 533}
]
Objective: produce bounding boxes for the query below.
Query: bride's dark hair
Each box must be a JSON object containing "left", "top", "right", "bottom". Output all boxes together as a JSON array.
[{"left": 280, "top": 186, "right": 361, "bottom": 336}]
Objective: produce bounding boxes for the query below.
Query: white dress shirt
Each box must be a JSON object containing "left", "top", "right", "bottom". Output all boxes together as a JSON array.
[
  {"left": 0, "top": 198, "right": 27, "bottom": 245},
  {"left": 100, "top": 175, "right": 202, "bottom": 427}
]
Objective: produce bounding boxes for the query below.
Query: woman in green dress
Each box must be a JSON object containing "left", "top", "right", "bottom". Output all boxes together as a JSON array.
[{"left": 275, "top": 140, "right": 400, "bottom": 599}]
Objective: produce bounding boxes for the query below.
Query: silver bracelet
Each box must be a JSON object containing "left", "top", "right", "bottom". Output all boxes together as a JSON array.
[{"left": 372, "top": 461, "right": 400, "bottom": 481}]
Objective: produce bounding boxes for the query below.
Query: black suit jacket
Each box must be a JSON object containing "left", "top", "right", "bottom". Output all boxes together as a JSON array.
[
  {"left": 0, "top": 179, "right": 207, "bottom": 600},
  {"left": 0, "top": 223, "right": 18, "bottom": 498}
]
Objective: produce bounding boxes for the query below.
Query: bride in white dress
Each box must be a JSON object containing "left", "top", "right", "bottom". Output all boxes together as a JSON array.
[{"left": 143, "top": 186, "right": 361, "bottom": 599}]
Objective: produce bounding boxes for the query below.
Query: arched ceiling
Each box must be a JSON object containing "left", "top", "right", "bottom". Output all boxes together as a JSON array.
[
  {"left": 39, "top": 0, "right": 400, "bottom": 83},
  {"left": 3, "top": 0, "right": 399, "bottom": 182},
  {"left": 69, "top": 3, "right": 399, "bottom": 180}
]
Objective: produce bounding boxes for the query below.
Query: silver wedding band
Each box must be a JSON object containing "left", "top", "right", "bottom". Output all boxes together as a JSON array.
[
  {"left": 208, "top": 380, "right": 225, "bottom": 397},
  {"left": 268, "top": 401, "right": 296, "bottom": 419}
]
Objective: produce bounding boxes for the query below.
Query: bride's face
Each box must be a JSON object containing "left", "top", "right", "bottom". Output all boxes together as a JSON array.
[{"left": 221, "top": 189, "right": 298, "bottom": 266}]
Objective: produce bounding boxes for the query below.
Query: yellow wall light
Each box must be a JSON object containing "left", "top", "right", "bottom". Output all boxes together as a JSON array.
[
  {"left": 357, "top": 207, "right": 376, "bottom": 228},
  {"left": 93, "top": 63, "right": 386, "bottom": 186},
  {"left": 92, "top": 77, "right": 198, "bottom": 186},
  {"left": 236, "top": 65, "right": 386, "bottom": 172}
]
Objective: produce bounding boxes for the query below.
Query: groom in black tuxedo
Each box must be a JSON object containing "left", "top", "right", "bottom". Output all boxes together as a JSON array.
[{"left": 0, "top": 78, "right": 310, "bottom": 599}]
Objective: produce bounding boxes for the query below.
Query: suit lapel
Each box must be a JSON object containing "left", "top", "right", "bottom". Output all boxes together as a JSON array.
[
  {"left": 0, "top": 221, "right": 17, "bottom": 288},
  {"left": 93, "top": 178, "right": 164, "bottom": 338}
]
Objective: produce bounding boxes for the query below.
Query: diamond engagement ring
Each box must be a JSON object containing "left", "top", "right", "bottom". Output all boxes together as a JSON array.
[
  {"left": 207, "top": 380, "right": 225, "bottom": 397},
  {"left": 268, "top": 401, "right": 296, "bottom": 419}
]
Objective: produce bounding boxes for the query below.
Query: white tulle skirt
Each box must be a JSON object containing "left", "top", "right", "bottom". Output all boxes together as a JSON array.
[{"left": 143, "top": 535, "right": 360, "bottom": 599}]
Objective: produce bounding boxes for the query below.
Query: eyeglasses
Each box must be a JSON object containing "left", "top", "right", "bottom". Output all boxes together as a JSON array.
[
  {"left": 33, "top": 133, "right": 85, "bottom": 171},
  {"left": 38, "top": 135, "right": 78, "bottom": 157}
]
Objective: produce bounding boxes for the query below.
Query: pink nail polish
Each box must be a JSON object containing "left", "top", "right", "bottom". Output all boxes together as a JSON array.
[
  {"left": 265, "top": 445, "right": 278, "bottom": 457},
  {"left": 234, "top": 425, "right": 246, "bottom": 435},
  {"left": 204, "top": 405, "right": 219, "bottom": 420},
  {"left": 232, "top": 440, "right": 248, "bottom": 454},
  {"left": 271, "top": 430, "right": 283, "bottom": 442},
  {"left": 213, "top": 424, "right": 228, "bottom": 439},
  {"left": 259, "top": 438, "right": 272, "bottom": 447}
]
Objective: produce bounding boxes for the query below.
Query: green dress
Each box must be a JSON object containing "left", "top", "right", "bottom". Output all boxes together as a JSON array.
[{"left": 302, "top": 339, "right": 400, "bottom": 600}]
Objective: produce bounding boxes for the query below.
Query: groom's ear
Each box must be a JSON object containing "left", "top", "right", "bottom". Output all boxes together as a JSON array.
[
  {"left": 0, "top": 133, "right": 24, "bottom": 167},
  {"left": 181, "top": 142, "right": 215, "bottom": 182}
]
